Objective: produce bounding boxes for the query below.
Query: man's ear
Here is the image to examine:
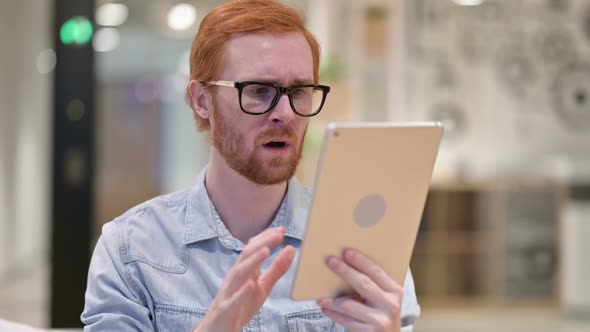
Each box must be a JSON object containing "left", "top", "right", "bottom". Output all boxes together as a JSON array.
[{"left": 188, "top": 80, "right": 212, "bottom": 119}]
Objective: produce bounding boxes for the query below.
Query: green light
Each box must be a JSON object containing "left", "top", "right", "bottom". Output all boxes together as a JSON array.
[{"left": 60, "top": 17, "right": 93, "bottom": 45}]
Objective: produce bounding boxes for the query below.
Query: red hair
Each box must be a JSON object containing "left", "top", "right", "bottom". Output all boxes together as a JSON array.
[{"left": 185, "top": 0, "right": 321, "bottom": 131}]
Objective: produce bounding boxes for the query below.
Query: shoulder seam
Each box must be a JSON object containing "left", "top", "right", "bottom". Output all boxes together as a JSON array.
[{"left": 112, "top": 189, "right": 191, "bottom": 225}]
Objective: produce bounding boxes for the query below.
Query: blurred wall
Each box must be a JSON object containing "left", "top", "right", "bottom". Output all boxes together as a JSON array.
[{"left": 0, "top": 0, "right": 52, "bottom": 280}]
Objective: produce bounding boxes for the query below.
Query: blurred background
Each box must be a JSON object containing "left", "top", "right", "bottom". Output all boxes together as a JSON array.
[{"left": 1, "top": 0, "right": 590, "bottom": 331}]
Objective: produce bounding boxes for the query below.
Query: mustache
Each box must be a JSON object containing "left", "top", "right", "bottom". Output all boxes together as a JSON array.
[{"left": 255, "top": 126, "right": 297, "bottom": 144}]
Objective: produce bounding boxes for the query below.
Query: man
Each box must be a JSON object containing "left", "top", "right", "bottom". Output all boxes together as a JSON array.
[{"left": 81, "top": 0, "right": 420, "bottom": 331}]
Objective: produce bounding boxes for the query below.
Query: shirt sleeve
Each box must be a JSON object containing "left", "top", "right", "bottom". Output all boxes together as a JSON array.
[
  {"left": 81, "top": 222, "right": 154, "bottom": 331},
  {"left": 400, "top": 268, "right": 421, "bottom": 331}
]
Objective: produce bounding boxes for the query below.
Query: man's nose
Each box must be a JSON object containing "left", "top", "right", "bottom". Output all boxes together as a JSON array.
[{"left": 268, "top": 93, "right": 295, "bottom": 124}]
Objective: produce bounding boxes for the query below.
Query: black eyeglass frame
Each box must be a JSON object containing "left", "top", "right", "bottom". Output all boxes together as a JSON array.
[{"left": 207, "top": 80, "right": 331, "bottom": 117}]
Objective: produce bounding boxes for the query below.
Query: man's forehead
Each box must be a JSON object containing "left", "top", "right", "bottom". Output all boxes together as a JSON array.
[{"left": 219, "top": 31, "right": 314, "bottom": 81}]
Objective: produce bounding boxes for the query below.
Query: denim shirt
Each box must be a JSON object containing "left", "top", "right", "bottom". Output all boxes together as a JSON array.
[{"left": 81, "top": 169, "right": 421, "bottom": 331}]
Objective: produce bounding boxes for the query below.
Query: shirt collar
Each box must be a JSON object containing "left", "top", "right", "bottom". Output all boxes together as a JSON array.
[{"left": 183, "top": 166, "right": 311, "bottom": 246}]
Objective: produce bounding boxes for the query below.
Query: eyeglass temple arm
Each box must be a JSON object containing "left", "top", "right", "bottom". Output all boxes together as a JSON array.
[{"left": 207, "top": 80, "right": 236, "bottom": 87}]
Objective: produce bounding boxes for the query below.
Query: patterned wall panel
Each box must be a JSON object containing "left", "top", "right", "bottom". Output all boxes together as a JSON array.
[{"left": 403, "top": 0, "right": 590, "bottom": 179}]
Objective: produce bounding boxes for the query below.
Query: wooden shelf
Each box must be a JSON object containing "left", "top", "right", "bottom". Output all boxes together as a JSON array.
[{"left": 411, "top": 182, "right": 564, "bottom": 307}]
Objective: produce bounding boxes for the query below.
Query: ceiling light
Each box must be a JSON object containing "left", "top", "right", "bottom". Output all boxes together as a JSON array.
[
  {"left": 36, "top": 49, "right": 57, "bottom": 74},
  {"left": 167, "top": 3, "right": 196, "bottom": 31},
  {"left": 96, "top": 3, "right": 128, "bottom": 27},
  {"left": 452, "top": 0, "right": 483, "bottom": 6},
  {"left": 93, "top": 28, "right": 120, "bottom": 52}
]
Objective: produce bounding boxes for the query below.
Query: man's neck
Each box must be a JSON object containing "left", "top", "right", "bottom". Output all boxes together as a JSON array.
[{"left": 205, "top": 150, "right": 288, "bottom": 244}]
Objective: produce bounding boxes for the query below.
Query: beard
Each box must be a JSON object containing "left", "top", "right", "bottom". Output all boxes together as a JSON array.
[{"left": 210, "top": 103, "right": 305, "bottom": 185}]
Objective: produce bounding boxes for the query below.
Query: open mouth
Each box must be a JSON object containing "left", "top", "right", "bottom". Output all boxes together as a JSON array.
[{"left": 264, "top": 141, "right": 288, "bottom": 148}]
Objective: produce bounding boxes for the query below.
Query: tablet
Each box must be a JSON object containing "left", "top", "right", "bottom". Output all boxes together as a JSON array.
[{"left": 291, "top": 122, "right": 443, "bottom": 300}]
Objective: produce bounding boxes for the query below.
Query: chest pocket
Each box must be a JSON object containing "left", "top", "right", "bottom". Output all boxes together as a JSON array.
[
  {"left": 154, "top": 304, "right": 206, "bottom": 332},
  {"left": 286, "top": 309, "right": 346, "bottom": 332}
]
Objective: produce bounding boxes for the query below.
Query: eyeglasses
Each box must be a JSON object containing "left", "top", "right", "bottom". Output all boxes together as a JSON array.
[{"left": 207, "top": 81, "right": 331, "bottom": 117}]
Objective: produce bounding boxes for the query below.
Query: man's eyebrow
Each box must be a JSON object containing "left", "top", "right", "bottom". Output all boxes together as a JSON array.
[{"left": 292, "top": 78, "right": 315, "bottom": 84}]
